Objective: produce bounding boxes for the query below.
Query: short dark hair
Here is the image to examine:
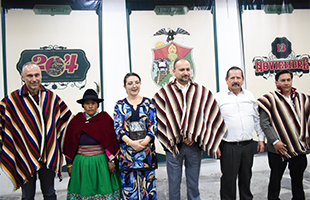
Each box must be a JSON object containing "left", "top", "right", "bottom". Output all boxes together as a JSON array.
[
  {"left": 275, "top": 69, "right": 293, "bottom": 81},
  {"left": 123, "top": 72, "right": 141, "bottom": 86},
  {"left": 226, "top": 66, "right": 244, "bottom": 79},
  {"left": 173, "top": 58, "right": 190, "bottom": 69}
]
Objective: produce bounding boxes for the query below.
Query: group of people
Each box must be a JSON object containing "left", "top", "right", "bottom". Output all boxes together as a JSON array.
[{"left": 0, "top": 59, "right": 309, "bottom": 200}]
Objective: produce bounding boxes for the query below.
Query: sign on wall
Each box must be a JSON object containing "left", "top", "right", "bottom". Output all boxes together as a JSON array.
[
  {"left": 242, "top": 9, "right": 310, "bottom": 98},
  {"left": 253, "top": 37, "right": 310, "bottom": 79},
  {"left": 16, "top": 45, "right": 90, "bottom": 90}
]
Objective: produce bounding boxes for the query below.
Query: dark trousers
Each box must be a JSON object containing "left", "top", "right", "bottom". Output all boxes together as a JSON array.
[
  {"left": 267, "top": 152, "right": 307, "bottom": 200},
  {"left": 21, "top": 165, "right": 56, "bottom": 200},
  {"left": 220, "top": 140, "right": 254, "bottom": 200}
]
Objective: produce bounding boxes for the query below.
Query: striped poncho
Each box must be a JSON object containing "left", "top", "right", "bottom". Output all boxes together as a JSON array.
[
  {"left": 258, "top": 90, "right": 310, "bottom": 159},
  {"left": 0, "top": 84, "right": 72, "bottom": 190},
  {"left": 153, "top": 79, "right": 226, "bottom": 157}
]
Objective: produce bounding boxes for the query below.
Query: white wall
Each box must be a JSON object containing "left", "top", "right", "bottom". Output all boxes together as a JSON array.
[
  {"left": 215, "top": 0, "right": 245, "bottom": 91},
  {"left": 0, "top": 0, "right": 3, "bottom": 99},
  {"left": 242, "top": 9, "right": 310, "bottom": 98},
  {"left": 102, "top": 0, "right": 130, "bottom": 116}
]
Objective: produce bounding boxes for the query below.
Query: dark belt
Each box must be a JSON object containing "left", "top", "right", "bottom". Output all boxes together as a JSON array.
[{"left": 223, "top": 139, "right": 253, "bottom": 146}]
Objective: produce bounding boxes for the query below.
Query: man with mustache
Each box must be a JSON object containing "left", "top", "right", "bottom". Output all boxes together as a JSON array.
[
  {"left": 258, "top": 69, "right": 310, "bottom": 200},
  {"left": 153, "top": 58, "right": 226, "bottom": 200},
  {"left": 215, "top": 66, "right": 265, "bottom": 200}
]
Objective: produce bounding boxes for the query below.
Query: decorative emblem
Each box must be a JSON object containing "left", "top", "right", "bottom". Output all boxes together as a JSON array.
[
  {"left": 152, "top": 27, "right": 194, "bottom": 87},
  {"left": 153, "top": 27, "right": 190, "bottom": 43},
  {"left": 271, "top": 37, "right": 292, "bottom": 59},
  {"left": 253, "top": 37, "right": 309, "bottom": 79},
  {"left": 16, "top": 45, "right": 90, "bottom": 90}
]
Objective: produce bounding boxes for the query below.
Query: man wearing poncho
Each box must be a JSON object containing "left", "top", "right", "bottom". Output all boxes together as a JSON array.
[
  {"left": 153, "top": 58, "right": 226, "bottom": 200},
  {"left": 258, "top": 69, "right": 310, "bottom": 200},
  {"left": 0, "top": 62, "right": 72, "bottom": 199}
]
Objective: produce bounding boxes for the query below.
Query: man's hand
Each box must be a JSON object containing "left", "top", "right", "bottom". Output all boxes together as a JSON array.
[
  {"left": 257, "top": 141, "right": 265, "bottom": 154},
  {"left": 216, "top": 148, "right": 221, "bottom": 158},
  {"left": 274, "top": 141, "right": 287, "bottom": 155},
  {"left": 183, "top": 138, "right": 194, "bottom": 146}
]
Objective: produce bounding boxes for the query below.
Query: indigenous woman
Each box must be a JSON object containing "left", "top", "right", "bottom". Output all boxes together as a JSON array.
[
  {"left": 114, "top": 72, "right": 157, "bottom": 200},
  {"left": 64, "top": 89, "right": 121, "bottom": 199}
]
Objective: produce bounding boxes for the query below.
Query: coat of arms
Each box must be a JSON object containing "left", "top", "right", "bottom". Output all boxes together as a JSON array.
[{"left": 151, "top": 27, "right": 195, "bottom": 87}]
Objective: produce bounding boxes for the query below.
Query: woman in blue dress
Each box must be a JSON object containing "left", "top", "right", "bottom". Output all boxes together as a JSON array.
[{"left": 114, "top": 72, "right": 157, "bottom": 200}]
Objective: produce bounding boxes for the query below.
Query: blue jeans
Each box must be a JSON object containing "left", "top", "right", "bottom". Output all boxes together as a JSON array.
[
  {"left": 21, "top": 165, "right": 56, "bottom": 200},
  {"left": 166, "top": 143, "right": 202, "bottom": 200}
]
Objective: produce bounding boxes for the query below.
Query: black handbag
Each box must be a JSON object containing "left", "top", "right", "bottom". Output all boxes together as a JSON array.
[{"left": 128, "top": 121, "right": 147, "bottom": 140}]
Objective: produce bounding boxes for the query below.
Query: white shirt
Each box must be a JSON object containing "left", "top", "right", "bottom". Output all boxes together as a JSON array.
[
  {"left": 175, "top": 80, "right": 190, "bottom": 129},
  {"left": 215, "top": 89, "right": 265, "bottom": 142},
  {"left": 175, "top": 80, "right": 190, "bottom": 96}
]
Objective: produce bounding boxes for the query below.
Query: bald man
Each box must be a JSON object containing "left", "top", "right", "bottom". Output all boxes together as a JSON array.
[{"left": 0, "top": 62, "right": 73, "bottom": 199}]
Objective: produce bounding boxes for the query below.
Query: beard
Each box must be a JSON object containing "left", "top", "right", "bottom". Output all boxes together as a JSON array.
[{"left": 179, "top": 75, "right": 189, "bottom": 82}]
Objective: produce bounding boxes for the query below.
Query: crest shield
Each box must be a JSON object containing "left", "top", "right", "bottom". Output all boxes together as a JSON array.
[{"left": 151, "top": 42, "right": 195, "bottom": 87}]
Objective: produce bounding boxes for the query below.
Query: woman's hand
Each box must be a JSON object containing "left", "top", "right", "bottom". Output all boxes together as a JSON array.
[
  {"left": 108, "top": 162, "right": 116, "bottom": 174},
  {"left": 123, "top": 135, "right": 145, "bottom": 151},
  {"left": 129, "top": 140, "right": 146, "bottom": 151},
  {"left": 139, "top": 136, "right": 151, "bottom": 147}
]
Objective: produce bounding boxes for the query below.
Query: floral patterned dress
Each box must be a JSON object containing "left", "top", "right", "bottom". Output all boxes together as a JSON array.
[{"left": 114, "top": 97, "right": 157, "bottom": 200}]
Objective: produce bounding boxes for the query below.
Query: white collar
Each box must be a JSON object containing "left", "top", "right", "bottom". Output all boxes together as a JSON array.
[{"left": 176, "top": 80, "right": 190, "bottom": 90}]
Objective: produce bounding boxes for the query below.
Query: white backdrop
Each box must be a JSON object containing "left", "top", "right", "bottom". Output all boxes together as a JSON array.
[{"left": 242, "top": 9, "right": 310, "bottom": 98}]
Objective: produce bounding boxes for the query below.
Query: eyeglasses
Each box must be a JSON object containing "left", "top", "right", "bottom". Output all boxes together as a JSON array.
[{"left": 127, "top": 81, "right": 140, "bottom": 86}]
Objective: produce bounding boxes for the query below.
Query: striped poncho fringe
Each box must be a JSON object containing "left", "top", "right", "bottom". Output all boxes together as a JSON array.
[
  {"left": 153, "top": 80, "right": 226, "bottom": 157},
  {"left": 0, "top": 84, "right": 72, "bottom": 190},
  {"left": 258, "top": 91, "right": 310, "bottom": 159}
]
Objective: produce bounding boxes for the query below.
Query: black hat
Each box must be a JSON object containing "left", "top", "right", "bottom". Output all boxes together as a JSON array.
[{"left": 77, "top": 89, "right": 103, "bottom": 104}]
